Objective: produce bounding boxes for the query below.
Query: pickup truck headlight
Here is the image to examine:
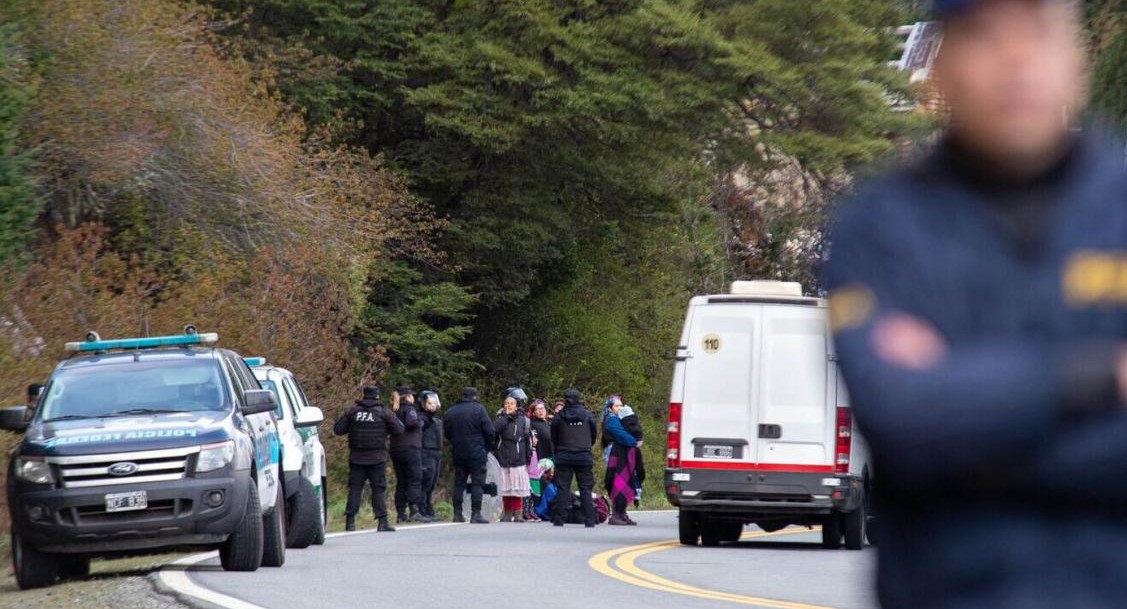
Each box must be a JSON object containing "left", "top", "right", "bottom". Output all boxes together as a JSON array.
[
  {"left": 14, "top": 457, "right": 54, "bottom": 485},
  {"left": 195, "top": 441, "right": 235, "bottom": 473}
]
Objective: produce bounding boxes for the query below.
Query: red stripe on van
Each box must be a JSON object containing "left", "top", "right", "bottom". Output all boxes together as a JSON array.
[{"left": 678, "top": 460, "right": 835, "bottom": 473}]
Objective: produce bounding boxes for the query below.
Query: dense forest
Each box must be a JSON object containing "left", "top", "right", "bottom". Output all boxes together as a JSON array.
[{"left": 0, "top": 0, "right": 1123, "bottom": 522}]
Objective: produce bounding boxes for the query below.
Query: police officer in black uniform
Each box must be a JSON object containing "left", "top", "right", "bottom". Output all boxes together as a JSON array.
[
  {"left": 334, "top": 386, "right": 404, "bottom": 532},
  {"left": 549, "top": 388, "right": 597, "bottom": 527},
  {"left": 390, "top": 386, "right": 427, "bottom": 523},
  {"left": 418, "top": 390, "right": 444, "bottom": 520},
  {"left": 824, "top": 1, "right": 1127, "bottom": 607}
]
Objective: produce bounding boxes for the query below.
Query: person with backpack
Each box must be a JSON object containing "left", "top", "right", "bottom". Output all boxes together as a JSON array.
[
  {"left": 418, "top": 390, "right": 444, "bottom": 521},
  {"left": 494, "top": 395, "right": 533, "bottom": 522},
  {"left": 601, "top": 396, "right": 643, "bottom": 526},
  {"left": 549, "top": 388, "right": 598, "bottom": 527},
  {"left": 333, "top": 386, "right": 405, "bottom": 532},
  {"left": 444, "top": 387, "right": 496, "bottom": 524}
]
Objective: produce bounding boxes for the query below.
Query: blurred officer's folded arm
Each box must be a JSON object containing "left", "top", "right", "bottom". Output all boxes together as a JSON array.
[{"left": 825, "top": 207, "right": 1125, "bottom": 494}]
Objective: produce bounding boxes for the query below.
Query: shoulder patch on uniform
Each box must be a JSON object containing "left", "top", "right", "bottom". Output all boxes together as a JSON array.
[
  {"left": 828, "top": 284, "right": 876, "bottom": 332},
  {"left": 1062, "top": 251, "right": 1127, "bottom": 305}
]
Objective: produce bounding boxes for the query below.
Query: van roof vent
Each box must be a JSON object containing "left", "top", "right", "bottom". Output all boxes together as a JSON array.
[{"left": 729, "top": 281, "right": 803, "bottom": 297}]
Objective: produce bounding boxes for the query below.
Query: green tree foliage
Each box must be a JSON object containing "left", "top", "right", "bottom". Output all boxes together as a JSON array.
[
  {"left": 0, "top": 25, "right": 41, "bottom": 262},
  {"left": 1088, "top": 0, "right": 1127, "bottom": 133}
]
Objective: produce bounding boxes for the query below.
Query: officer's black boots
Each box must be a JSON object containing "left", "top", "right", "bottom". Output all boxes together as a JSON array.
[
  {"left": 470, "top": 511, "right": 489, "bottom": 524},
  {"left": 396, "top": 509, "right": 408, "bottom": 524},
  {"left": 409, "top": 505, "right": 432, "bottom": 523},
  {"left": 452, "top": 510, "right": 466, "bottom": 523},
  {"left": 378, "top": 518, "right": 396, "bottom": 532},
  {"left": 345, "top": 516, "right": 356, "bottom": 532}
]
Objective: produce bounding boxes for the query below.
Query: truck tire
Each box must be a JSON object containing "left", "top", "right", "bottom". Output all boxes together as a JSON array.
[
  {"left": 11, "top": 531, "right": 59, "bottom": 589},
  {"left": 220, "top": 479, "right": 263, "bottom": 572},
  {"left": 844, "top": 497, "right": 866, "bottom": 550},
  {"left": 312, "top": 477, "right": 327, "bottom": 546},
  {"left": 262, "top": 481, "right": 287, "bottom": 567},
  {"left": 678, "top": 510, "right": 700, "bottom": 546},
  {"left": 286, "top": 477, "right": 321, "bottom": 549},
  {"left": 58, "top": 555, "right": 91, "bottom": 579},
  {"left": 700, "top": 517, "right": 722, "bottom": 547},
  {"left": 821, "top": 512, "right": 843, "bottom": 550},
  {"left": 722, "top": 521, "right": 743, "bottom": 543}
]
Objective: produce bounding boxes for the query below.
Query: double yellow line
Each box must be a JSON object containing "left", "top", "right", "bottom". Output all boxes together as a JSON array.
[{"left": 587, "top": 528, "right": 844, "bottom": 609}]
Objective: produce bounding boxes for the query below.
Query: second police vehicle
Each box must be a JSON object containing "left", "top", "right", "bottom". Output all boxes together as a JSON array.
[{"left": 0, "top": 328, "right": 289, "bottom": 589}]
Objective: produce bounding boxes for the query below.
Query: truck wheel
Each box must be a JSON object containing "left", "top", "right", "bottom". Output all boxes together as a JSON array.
[
  {"left": 58, "top": 555, "right": 91, "bottom": 579},
  {"left": 722, "top": 521, "right": 743, "bottom": 543},
  {"left": 11, "top": 531, "right": 59, "bottom": 589},
  {"left": 262, "top": 481, "right": 287, "bottom": 567},
  {"left": 678, "top": 510, "right": 700, "bottom": 546},
  {"left": 220, "top": 479, "right": 263, "bottom": 572},
  {"left": 844, "top": 497, "right": 866, "bottom": 550},
  {"left": 700, "top": 517, "right": 722, "bottom": 547},
  {"left": 821, "top": 512, "right": 843, "bottom": 550},
  {"left": 286, "top": 477, "right": 321, "bottom": 549},
  {"left": 312, "top": 477, "right": 327, "bottom": 546}
]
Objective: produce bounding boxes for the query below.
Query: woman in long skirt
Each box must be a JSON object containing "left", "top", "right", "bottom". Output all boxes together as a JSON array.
[{"left": 494, "top": 396, "right": 532, "bottom": 522}]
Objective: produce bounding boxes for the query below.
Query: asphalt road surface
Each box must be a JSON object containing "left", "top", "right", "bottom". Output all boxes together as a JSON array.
[{"left": 177, "top": 511, "right": 877, "bottom": 609}]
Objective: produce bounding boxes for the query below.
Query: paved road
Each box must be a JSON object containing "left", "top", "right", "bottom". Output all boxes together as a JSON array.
[{"left": 180, "top": 512, "right": 877, "bottom": 609}]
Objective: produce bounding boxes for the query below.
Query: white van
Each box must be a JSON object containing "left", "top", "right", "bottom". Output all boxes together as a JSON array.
[{"left": 665, "top": 281, "right": 872, "bottom": 550}]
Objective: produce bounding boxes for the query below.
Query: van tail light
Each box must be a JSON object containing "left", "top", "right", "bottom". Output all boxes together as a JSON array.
[
  {"left": 666, "top": 402, "right": 683, "bottom": 468},
  {"left": 835, "top": 406, "right": 852, "bottom": 474}
]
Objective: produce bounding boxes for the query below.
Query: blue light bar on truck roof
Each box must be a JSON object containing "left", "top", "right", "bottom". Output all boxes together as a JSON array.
[
  {"left": 243, "top": 357, "right": 266, "bottom": 367},
  {"left": 64, "top": 332, "right": 219, "bottom": 352}
]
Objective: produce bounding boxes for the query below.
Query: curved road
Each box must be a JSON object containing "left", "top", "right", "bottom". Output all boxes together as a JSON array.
[{"left": 167, "top": 512, "right": 876, "bottom": 609}]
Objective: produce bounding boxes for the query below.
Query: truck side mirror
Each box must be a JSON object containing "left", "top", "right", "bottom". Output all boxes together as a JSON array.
[
  {"left": 241, "top": 390, "right": 277, "bottom": 415},
  {"left": 294, "top": 406, "right": 324, "bottom": 429},
  {"left": 0, "top": 406, "right": 29, "bottom": 432}
]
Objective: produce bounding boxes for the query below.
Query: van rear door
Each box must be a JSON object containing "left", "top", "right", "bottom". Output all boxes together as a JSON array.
[
  {"left": 755, "top": 304, "right": 833, "bottom": 470},
  {"left": 679, "top": 302, "right": 759, "bottom": 468}
]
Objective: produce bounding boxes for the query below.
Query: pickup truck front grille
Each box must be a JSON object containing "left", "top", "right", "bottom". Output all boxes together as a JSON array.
[{"left": 49, "top": 446, "right": 200, "bottom": 489}]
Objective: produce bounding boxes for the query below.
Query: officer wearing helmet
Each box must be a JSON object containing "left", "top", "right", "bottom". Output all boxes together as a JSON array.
[{"left": 824, "top": 1, "right": 1127, "bottom": 607}]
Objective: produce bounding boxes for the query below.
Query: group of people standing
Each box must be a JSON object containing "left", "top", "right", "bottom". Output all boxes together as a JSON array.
[{"left": 333, "top": 384, "right": 646, "bottom": 530}]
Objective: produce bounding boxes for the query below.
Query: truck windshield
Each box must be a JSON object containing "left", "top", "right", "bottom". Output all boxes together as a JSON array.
[{"left": 39, "top": 360, "right": 229, "bottom": 421}]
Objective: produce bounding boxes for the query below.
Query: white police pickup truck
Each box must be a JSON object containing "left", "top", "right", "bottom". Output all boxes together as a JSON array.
[
  {"left": 0, "top": 328, "right": 288, "bottom": 588},
  {"left": 247, "top": 359, "right": 327, "bottom": 547}
]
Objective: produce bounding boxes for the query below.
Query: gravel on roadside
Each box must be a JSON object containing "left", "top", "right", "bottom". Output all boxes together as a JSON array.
[{"left": 0, "top": 554, "right": 189, "bottom": 609}]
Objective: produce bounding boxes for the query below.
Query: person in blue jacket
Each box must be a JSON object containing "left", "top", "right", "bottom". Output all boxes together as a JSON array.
[{"left": 823, "top": 1, "right": 1127, "bottom": 608}]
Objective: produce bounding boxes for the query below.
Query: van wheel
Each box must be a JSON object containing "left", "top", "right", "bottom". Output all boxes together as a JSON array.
[
  {"left": 844, "top": 497, "right": 866, "bottom": 550},
  {"left": 700, "top": 517, "right": 722, "bottom": 547},
  {"left": 722, "top": 521, "right": 743, "bottom": 543},
  {"left": 58, "top": 555, "right": 91, "bottom": 579},
  {"left": 312, "top": 477, "right": 327, "bottom": 546},
  {"left": 678, "top": 510, "right": 700, "bottom": 546},
  {"left": 11, "top": 531, "right": 59, "bottom": 589},
  {"left": 262, "top": 481, "right": 287, "bottom": 567},
  {"left": 286, "top": 477, "right": 321, "bottom": 549},
  {"left": 220, "top": 479, "right": 263, "bottom": 572},
  {"left": 821, "top": 512, "right": 843, "bottom": 550}
]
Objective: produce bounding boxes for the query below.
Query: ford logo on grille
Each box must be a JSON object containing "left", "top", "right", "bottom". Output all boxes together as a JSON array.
[{"left": 108, "top": 462, "right": 139, "bottom": 476}]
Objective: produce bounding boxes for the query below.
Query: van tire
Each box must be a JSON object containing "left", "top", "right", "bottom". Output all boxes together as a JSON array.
[
  {"left": 722, "top": 521, "right": 743, "bottom": 543},
  {"left": 844, "top": 497, "right": 866, "bottom": 550},
  {"left": 262, "top": 482, "right": 287, "bottom": 567},
  {"left": 286, "top": 477, "right": 321, "bottom": 549},
  {"left": 700, "top": 517, "right": 722, "bottom": 547},
  {"left": 220, "top": 479, "right": 263, "bottom": 572},
  {"left": 821, "top": 512, "right": 843, "bottom": 550},
  {"left": 312, "top": 477, "right": 327, "bottom": 546},
  {"left": 12, "top": 531, "right": 59, "bottom": 589},
  {"left": 58, "top": 555, "right": 91, "bottom": 579},
  {"left": 678, "top": 510, "right": 700, "bottom": 546}
]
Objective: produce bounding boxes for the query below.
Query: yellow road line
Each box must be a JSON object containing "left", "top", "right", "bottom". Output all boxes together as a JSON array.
[{"left": 588, "top": 526, "right": 853, "bottom": 609}]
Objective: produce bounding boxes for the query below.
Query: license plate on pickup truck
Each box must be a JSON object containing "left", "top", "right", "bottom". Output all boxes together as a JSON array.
[
  {"left": 105, "top": 491, "right": 147, "bottom": 513},
  {"left": 702, "top": 445, "right": 734, "bottom": 459}
]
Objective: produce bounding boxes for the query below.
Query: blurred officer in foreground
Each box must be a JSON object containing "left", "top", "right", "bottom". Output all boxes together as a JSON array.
[
  {"left": 390, "top": 386, "right": 427, "bottom": 523},
  {"left": 334, "top": 386, "right": 404, "bottom": 532},
  {"left": 824, "top": 1, "right": 1127, "bottom": 607}
]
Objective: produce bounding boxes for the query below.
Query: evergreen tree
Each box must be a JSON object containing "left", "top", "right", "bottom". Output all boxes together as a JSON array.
[{"left": 0, "top": 25, "right": 41, "bottom": 262}]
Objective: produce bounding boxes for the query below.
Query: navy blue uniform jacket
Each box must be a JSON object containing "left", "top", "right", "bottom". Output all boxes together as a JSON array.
[{"left": 823, "top": 132, "right": 1127, "bottom": 609}]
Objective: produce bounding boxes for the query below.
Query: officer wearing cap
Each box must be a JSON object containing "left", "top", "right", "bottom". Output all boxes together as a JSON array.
[
  {"left": 824, "top": 1, "right": 1127, "bottom": 607},
  {"left": 390, "top": 385, "right": 428, "bottom": 523},
  {"left": 334, "top": 386, "right": 404, "bottom": 532}
]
